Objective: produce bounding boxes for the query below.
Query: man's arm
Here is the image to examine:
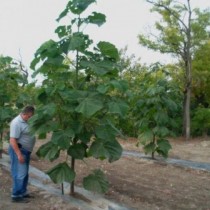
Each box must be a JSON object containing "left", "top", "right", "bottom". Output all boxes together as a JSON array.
[{"left": 10, "top": 138, "right": 24, "bottom": 163}]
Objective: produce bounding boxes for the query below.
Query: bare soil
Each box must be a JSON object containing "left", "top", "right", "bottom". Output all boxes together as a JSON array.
[{"left": 1, "top": 137, "right": 210, "bottom": 210}]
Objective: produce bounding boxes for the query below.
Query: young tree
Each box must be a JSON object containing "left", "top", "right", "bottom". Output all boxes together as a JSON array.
[
  {"left": 135, "top": 64, "right": 181, "bottom": 159},
  {"left": 138, "top": 0, "right": 210, "bottom": 140},
  {"left": 30, "top": 0, "right": 128, "bottom": 195}
]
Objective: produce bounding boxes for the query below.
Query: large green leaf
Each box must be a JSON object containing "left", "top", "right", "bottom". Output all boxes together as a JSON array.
[
  {"left": 51, "top": 130, "right": 75, "bottom": 149},
  {"left": 83, "top": 169, "right": 109, "bottom": 193},
  {"left": 68, "top": 0, "right": 95, "bottom": 15},
  {"left": 57, "top": 0, "right": 95, "bottom": 21},
  {"left": 67, "top": 143, "right": 87, "bottom": 159},
  {"left": 80, "top": 60, "right": 115, "bottom": 76},
  {"left": 0, "top": 108, "right": 13, "bottom": 122},
  {"left": 36, "top": 141, "right": 60, "bottom": 161},
  {"left": 42, "top": 103, "right": 57, "bottom": 116},
  {"left": 138, "top": 130, "right": 153, "bottom": 145},
  {"left": 89, "top": 139, "right": 122, "bottom": 162},
  {"left": 30, "top": 119, "right": 58, "bottom": 135},
  {"left": 68, "top": 33, "right": 86, "bottom": 51},
  {"left": 95, "top": 124, "right": 117, "bottom": 141},
  {"left": 56, "top": 8, "right": 68, "bottom": 22},
  {"left": 87, "top": 12, "right": 106, "bottom": 26},
  {"left": 153, "top": 126, "right": 170, "bottom": 137},
  {"left": 97, "top": 41, "right": 119, "bottom": 61},
  {"left": 59, "top": 89, "right": 84, "bottom": 103},
  {"left": 104, "top": 140, "right": 122, "bottom": 162},
  {"left": 88, "top": 140, "right": 108, "bottom": 160},
  {"left": 143, "top": 142, "right": 156, "bottom": 155},
  {"left": 109, "top": 80, "right": 128, "bottom": 92},
  {"left": 47, "top": 162, "right": 75, "bottom": 184},
  {"left": 108, "top": 100, "right": 129, "bottom": 118},
  {"left": 31, "top": 40, "right": 58, "bottom": 70},
  {"left": 96, "top": 84, "right": 109, "bottom": 94},
  {"left": 55, "top": 25, "right": 70, "bottom": 38},
  {"left": 156, "top": 139, "right": 172, "bottom": 158},
  {"left": 75, "top": 97, "right": 103, "bottom": 117},
  {"left": 37, "top": 90, "right": 48, "bottom": 104},
  {"left": 154, "top": 111, "right": 169, "bottom": 124}
]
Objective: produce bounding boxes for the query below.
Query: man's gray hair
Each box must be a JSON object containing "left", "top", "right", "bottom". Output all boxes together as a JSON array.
[{"left": 21, "top": 106, "right": 35, "bottom": 114}]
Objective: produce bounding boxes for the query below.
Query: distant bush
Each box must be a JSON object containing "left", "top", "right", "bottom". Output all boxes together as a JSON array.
[{"left": 192, "top": 107, "right": 210, "bottom": 136}]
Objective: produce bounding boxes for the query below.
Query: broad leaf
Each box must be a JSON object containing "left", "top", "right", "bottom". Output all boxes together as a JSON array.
[
  {"left": 104, "top": 140, "right": 122, "bottom": 162},
  {"left": 68, "top": 33, "right": 86, "bottom": 51},
  {"left": 154, "top": 111, "right": 169, "bottom": 124},
  {"left": 75, "top": 97, "right": 103, "bottom": 117},
  {"left": 55, "top": 25, "right": 70, "bottom": 38},
  {"left": 83, "top": 169, "right": 109, "bottom": 193},
  {"left": 47, "top": 162, "right": 75, "bottom": 184},
  {"left": 156, "top": 139, "right": 172, "bottom": 158},
  {"left": 96, "top": 84, "right": 109, "bottom": 94},
  {"left": 56, "top": 8, "right": 68, "bottom": 22},
  {"left": 0, "top": 108, "right": 12, "bottom": 121},
  {"left": 153, "top": 126, "right": 170, "bottom": 137},
  {"left": 87, "top": 12, "right": 106, "bottom": 26},
  {"left": 80, "top": 60, "right": 115, "bottom": 76},
  {"left": 67, "top": 143, "right": 87, "bottom": 159},
  {"left": 37, "top": 90, "right": 48, "bottom": 104},
  {"left": 138, "top": 130, "right": 153, "bottom": 145},
  {"left": 143, "top": 142, "right": 156, "bottom": 155},
  {"left": 97, "top": 41, "right": 119, "bottom": 61},
  {"left": 109, "top": 80, "right": 128, "bottom": 92},
  {"left": 88, "top": 140, "right": 108, "bottom": 160},
  {"left": 36, "top": 141, "right": 60, "bottom": 161},
  {"left": 95, "top": 124, "right": 117, "bottom": 141},
  {"left": 31, "top": 40, "right": 58, "bottom": 70},
  {"left": 51, "top": 130, "right": 75, "bottom": 149},
  {"left": 68, "top": 0, "right": 95, "bottom": 15},
  {"left": 89, "top": 139, "right": 122, "bottom": 162},
  {"left": 108, "top": 101, "right": 129, "bottom": 118}
]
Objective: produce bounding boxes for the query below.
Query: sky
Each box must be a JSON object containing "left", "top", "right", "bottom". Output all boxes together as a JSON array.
[{"left": 0, "top": 0, "right": 210, "bottom": 74}]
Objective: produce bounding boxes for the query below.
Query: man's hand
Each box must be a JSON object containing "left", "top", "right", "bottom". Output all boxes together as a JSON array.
[
  {"left": 10, "top": 137, "right": 25, "bottom": 164},
  {"left": 17, "top": 153, "right": 25, "bottom": 164}
]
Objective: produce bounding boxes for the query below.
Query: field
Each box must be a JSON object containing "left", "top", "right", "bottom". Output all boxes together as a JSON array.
[{"left": 1, "top": 137, "right": 210, "bottom": 210}]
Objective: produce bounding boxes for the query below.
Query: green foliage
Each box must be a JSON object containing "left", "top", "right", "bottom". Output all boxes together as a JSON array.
[
  {"left": 0, "top": 55, "right": 30, "bottom": 156},
  {"left": 139, "top": 0, "right": 210, "bottom": 139},
  {"left": 192, "top": 107, "right": 210, "bottom": 136},
  {"left": 83, "top": 169, "right": 109, "bottom": 193},
  {"left": 136, "top": 64, "right": 181, "bottom": 158},
  {"left": 47, "top": 162, "right": 76, "bottom": 184},
  {"left": 139, "top": 1, "right": 210, "bottom": 57},
  {"left": 30, "top": 0, "right": 128, "bottom": 194},
  {"left": 192, "top": 40, "right": 210, "bottom": 106}
]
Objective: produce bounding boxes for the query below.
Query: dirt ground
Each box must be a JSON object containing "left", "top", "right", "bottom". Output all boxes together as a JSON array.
[{"left": 1, "top": 137, "right": 210, "bottom": 210}]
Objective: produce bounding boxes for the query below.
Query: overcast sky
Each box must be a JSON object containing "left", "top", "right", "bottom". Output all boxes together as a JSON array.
[{"left": 0, "top": 0, "right": 210, "bottom": 70}]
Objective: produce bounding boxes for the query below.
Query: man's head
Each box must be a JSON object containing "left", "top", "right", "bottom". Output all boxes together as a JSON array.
[{"left": 21, "top": 106, "right": 35, "bottom": 121}]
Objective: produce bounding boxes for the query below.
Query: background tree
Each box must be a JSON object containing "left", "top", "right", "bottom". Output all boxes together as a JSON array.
[
  {"left": 190, "top": 39, "right": 210, "bottom": 136},
  {"left": 0, "top": 56, "right": 29, "bottom": 158},
  {"left": 30, "top": 0, "right": 128, "bottom": 195},
  {"left": 192, "top": 39, "right": 210, "bottom": 107},
  {"left": 134, "top": 63, "right": 181, "bottom": 159},
  {"left": 117, "top": 47, "right": 147, "bottom": 137},
  {"left": 138, "top": 0, "right": 210, "bottom": 140}
]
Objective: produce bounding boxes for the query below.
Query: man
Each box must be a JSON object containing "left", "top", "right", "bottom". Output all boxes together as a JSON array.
[{"left": 9, "top": 106, "right": 36, "bottom": 203}]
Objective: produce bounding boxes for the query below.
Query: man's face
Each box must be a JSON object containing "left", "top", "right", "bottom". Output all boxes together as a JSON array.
[{"left": 21, "top": 112, "right": 34, "bottom": 121}]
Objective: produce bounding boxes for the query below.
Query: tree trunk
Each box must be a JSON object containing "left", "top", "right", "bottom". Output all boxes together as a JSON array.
[
  {"left": 0, "top": 132, "right": 3, "bottom": 159},
  {"left": 182, "top": 90, "right": 187, "bottom": 136},
  {"left": 70, "top": 157, "right": 75, "bottom": 195},
  {"left": 183, "top": 0, "right": 192, "bottom": 141},
  {"left": 182, "top": 57, "right": 192, "bottom": 141},
  {"left": 184, "top": 85, "right": 191, "bottom": 140}
]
